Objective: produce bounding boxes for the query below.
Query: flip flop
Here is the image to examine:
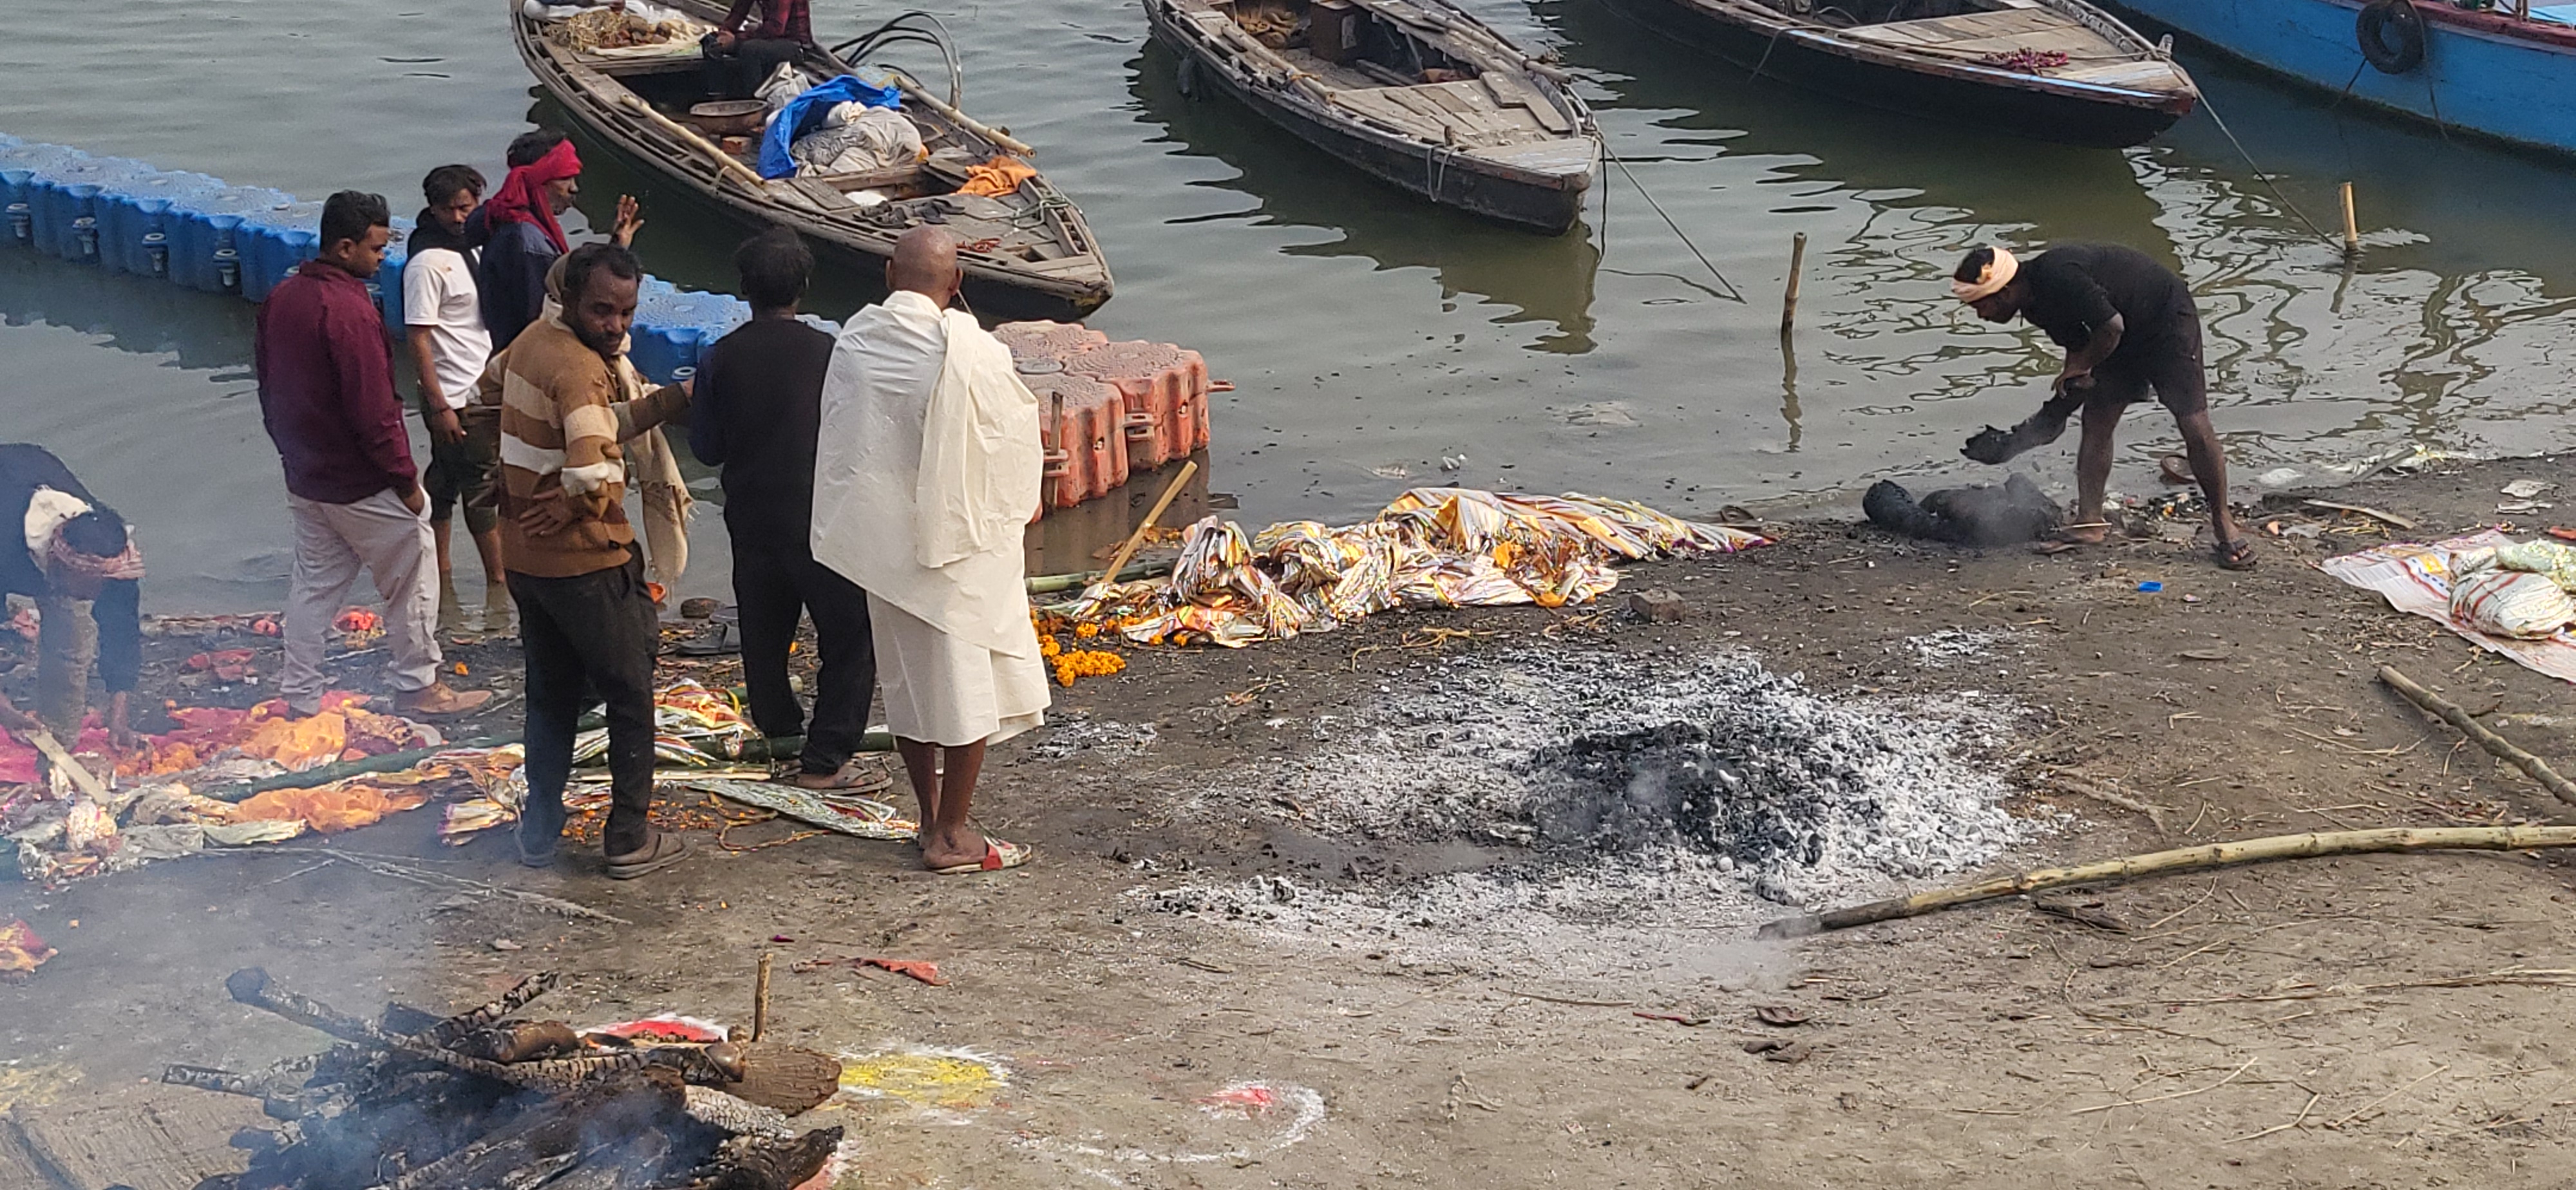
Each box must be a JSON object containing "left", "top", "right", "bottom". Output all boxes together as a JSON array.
[
  {"left": 931, "top": 837, "right": 1032, "bottom": 876},
  {"left": 672, "top": 623, "right": 740, "bottom": 657},
  {"left": 2158, "top": 455, "right": 2197, "bottom": 485},
  {"left": 784, "top": 762, "right": 895, "bottom": 795},
  {"left": 2213, "top": 538, "right": 2259, "bottom": 571}
]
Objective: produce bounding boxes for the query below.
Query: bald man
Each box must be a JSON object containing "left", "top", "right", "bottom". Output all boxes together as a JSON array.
[{"left": 810, "top": 229, "right": 1045, "bottom": 874}]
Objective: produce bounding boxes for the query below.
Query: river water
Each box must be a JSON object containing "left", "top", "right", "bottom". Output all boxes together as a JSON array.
[{"left": 2, "top": 0, "right": 2570, "bottom": 609}]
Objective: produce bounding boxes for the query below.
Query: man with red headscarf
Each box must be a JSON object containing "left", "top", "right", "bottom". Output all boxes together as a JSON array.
[
  {"left": 0, "top": 444, "right": 144, "bottom": 747},
  {"left": 477, "top": 129, "right": 643, "bottom": 352}
]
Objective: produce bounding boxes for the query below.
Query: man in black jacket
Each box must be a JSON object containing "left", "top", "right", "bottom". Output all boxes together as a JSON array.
[
  {"left": 690, "top": 229, "right": 879, "bottom": 789},
  {"left": 0, "top": 445, "right": 143, "bottom": 746}
]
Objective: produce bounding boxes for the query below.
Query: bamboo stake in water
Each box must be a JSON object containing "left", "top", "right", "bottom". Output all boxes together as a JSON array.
[
  {"left": 2340, "top": 182, "right": 2360, "bottom": 256},
  {"left": 1094, "top": 460, "right": 1200, "bottom": 593},
  {"left": 1781, "top": 232, "right": 1807, "bottom": 333}
]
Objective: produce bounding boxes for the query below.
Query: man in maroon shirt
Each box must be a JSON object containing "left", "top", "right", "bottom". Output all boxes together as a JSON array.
[
  {"left": 703, "top": 0, "right": 811, "bottom": 97},
  {"left": 254, "top": 191, "right": 491, "bottom": 719}
]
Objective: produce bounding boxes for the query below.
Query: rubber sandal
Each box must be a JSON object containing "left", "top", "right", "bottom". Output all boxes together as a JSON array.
[
  {"left": 786, "top": 763, "right": 894, "bottom": 794},
  {"left": 2213, "top": 538, "right": 2259, "bottom": 571},
  {"left": 2158, "top": 454, "right": 2197, "bottom": 485},
  {"left": 672, "top": 623, "right": 740, "bottom": 657},
  {"left": 931, "top": 838, "right": 1032, "bottom": 876},
  {"left": 605, "top": 832, "right": 694, "bottom": 880}
]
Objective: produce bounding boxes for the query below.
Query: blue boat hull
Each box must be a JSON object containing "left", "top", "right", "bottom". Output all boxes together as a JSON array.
[{"left": 2098, "top": 0, "right": 2576, "bottom": 155}]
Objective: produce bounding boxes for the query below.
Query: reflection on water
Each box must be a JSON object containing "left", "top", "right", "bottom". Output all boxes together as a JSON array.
[{"left": 1126, "top": 41, "right": 1604, "bottom": 352}]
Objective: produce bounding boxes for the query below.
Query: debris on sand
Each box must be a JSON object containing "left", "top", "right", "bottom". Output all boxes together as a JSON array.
[{"left": 1146, "top": 648, "right": 2031, "bottom": 959}]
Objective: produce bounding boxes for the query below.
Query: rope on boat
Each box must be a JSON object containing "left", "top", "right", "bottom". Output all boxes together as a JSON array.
[
  {"left": 1601, "top": 141, "right": 1747, "bottom": 303},
  {"left": 2186, "top": 82, "right": 2342, "bottom": 249}
]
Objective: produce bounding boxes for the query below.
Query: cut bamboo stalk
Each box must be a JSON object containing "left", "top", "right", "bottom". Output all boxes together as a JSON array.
[
  {"left": 616, "top": 94, "right": 768, "bottom": 191},
  {"left": 1759, "top": 826, "right": 2576, "bottom": 938},
  {"left": 2379, "top": 665, "right": 2576, "bottom": 805},
  {"left": 1094, "top": 460, "right": 1200, "bottom": 592},
  {"left": 1781, "top": 231, "right": 1807, "bottom": 334},
  {"left": 752, "top": 952, "right": 773, "bottom": 1043},
  {"left": 28, "top": 729, "right": 109, "bottom": 801},
  {"left": 2340, "top": 181, "right": 2360, "bottom": 256}
]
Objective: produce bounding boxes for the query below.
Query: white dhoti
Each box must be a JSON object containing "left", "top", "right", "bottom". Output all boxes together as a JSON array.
[
  {"left": 811, "top": 288, "right": 1050, "bottom": 748},
  {"left": 867, "top": 595, "right": 1048, "bottom": 746}
]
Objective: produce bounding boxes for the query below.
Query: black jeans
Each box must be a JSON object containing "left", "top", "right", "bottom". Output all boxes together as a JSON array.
[
  {"left": 511, "top": 552, "right": 660, "bottom": 856},
  {"left": 703, "top": 37, "right": 804, "bottom": 99},
  {"left": 732, "top": 533, "right": 876, "bottom": 776}
]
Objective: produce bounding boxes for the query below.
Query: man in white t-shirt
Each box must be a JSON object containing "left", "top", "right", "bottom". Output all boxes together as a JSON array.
[{"left": 404, "top": 164, "right": 506, "bottom": 628}]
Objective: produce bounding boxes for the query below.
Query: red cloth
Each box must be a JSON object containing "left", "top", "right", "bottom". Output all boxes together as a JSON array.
[
  {"left": 484, "top": 139, "right": 580, "bottom": 256},
  {"left": 254, "top": 260, "right": 413, "bottom": 504},
  {"left": 720, "top": 0, "right": 810, "bottom": 42}
]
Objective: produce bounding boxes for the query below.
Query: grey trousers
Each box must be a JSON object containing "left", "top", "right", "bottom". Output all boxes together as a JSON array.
[{"left": 282, "top": 490, "right": 442, "bottom": 713}]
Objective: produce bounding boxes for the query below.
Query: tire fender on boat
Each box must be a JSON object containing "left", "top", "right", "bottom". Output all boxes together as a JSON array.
[{"left": 2356, "top": 0, "right": 2427, "bottom": 74}]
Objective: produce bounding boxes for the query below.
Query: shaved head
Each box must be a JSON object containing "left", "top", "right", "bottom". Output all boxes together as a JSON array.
[{"left": 887, "top": 226, "right": 961, "bottom": 308}]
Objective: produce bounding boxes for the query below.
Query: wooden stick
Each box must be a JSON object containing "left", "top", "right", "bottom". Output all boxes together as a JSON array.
[
  {"left": 2069, "top": 1057, "right": 2255, "bottom": 1115},
  {"left": 752, "top": 952, "right": 773, "bottom": 1043},
  {"left": 2340, "top": 182, "right": 2360, "bottom": 256},
  {"left": 1094, "top": 460, "right": 1199, "bottom": 592},
  {"left": 1781, "top": 231, "right": 1807, "bottom": 334},
  {"left": 886, "top": 70, "right": 1036, "bottom": 157},
  {"left": 2378, "top": 665, "right": 2576, "bottom": 805},
  {"left": 616, "top": 93, "right": 768, "bottom": 190},
  {"left": 26, "top": 728, "right": 109, "bottom": 800},
  {"left": 2302, "top": 498, "right": 2417, "bottom": 531},
  {"left": 1758, "top": 826, "right": 2576, "bottom": 938}
]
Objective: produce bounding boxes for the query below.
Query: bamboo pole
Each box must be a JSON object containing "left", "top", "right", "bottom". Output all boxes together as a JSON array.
[
  {"left": 2340, "top": 182, "right": 2360, "bottom": 256},
  {"left": 1758, "top": 826, "right": 2576, "bottom": 938},
  {"left": 1781, "top": 232, "right": 1807, "bottom": 334},
  {"left": 616, "top": 94, "right": 768, "bottom": 190},
  {"left": 1027, "top": 560, "right": 1173, "bottom": 596},
  {"left": 752, "top": 952, "right": 773, "bottom": 1043},
  {"left": 28, "top": 729, "right": 109, "bottom": 801},
  {"left": 1093, "top": 460, "right": 1200, "bottom": 593},
  {"left": 887, "top": 71, "right": 1036, "bottom": 158},
  {"left": 2379, "top": 665, "right": 2576, "bottom": 805}
]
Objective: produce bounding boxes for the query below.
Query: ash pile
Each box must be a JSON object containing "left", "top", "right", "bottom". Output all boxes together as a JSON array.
[
  {"left": 1168, "top": 649, "right": 2027, "bottom": 929},
  {"left": 1520, "top": 656, "right": 2025, "bottom": 904},
  {"left": 165, "top": 969, "right": 844, "bottom": 1190}
]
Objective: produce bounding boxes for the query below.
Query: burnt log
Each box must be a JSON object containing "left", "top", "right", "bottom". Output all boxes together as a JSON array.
[
  {"left": 451, "top": 1021, "right": 583, "bottom": 1064},
  {"left": 418, "top": 972, "right": 562, "bottom": 1046},
  {"left": 369, "top": 1068, "right": 687, "bottom": 1190},
  {"left": 695, "top": 1126, "right": 843, "bottom": 1190}
]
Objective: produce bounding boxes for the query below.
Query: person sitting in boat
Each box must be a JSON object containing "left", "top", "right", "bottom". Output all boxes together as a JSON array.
[
  {"left": 703, "top": 0, "right": 812, "bottom": 99},
  {"left": 477, "top": 131, "right": 644, "bottom": 352},
  {"left": 1951, "top": 243, "right": 2254, "bottom": 571},
  {"left": 0, "top": 445, "right": 144, "bottom": 748}
]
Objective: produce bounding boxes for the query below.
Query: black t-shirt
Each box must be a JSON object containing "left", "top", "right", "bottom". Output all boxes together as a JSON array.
[
  {"left": 687, "top": 317, "right": 837, "bottom": 554},
  {"left": 2017, "top": 244, "right": 2196, "bottom": 368}
]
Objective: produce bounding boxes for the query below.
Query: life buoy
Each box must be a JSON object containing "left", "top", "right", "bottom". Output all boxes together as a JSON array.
[{"left": 2357, "top": 0, "right": 2427, "bottom": 75}]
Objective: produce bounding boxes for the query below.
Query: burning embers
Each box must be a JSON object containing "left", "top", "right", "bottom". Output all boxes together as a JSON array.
[{"left": 164, "top": 969, "right": 843, "bottom": 1189}]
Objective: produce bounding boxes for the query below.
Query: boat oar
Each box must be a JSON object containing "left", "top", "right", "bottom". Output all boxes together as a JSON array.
[{"left": 616, "top": 93, "right": 769, "bottom": 191}]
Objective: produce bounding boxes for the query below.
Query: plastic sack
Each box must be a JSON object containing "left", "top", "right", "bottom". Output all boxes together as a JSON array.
[
  {"left": 2450, "top": 569, "right": 2576, "bottom": 639},
  {"left": 2492, "top": 540, "right": 2576, "bottom": 590}
]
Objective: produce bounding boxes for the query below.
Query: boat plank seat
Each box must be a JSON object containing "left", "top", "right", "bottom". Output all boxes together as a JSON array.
[
  {"left": 2052, "top": 59, "right": 2193, "bottom": 90},
  {"left": 574, "top": 52, "right": 710, "bottom": 78},
  {"left": 1841, "top": 7, "right": 2078, "bottom": 47},
  {"left": 1481, "top": 71, "right": 1574, "bottom": 133}
]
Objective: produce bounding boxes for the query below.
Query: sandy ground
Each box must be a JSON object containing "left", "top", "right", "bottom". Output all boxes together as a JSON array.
[{"left": 6, "top": 454, "right": 2576, "bottom": 1189}]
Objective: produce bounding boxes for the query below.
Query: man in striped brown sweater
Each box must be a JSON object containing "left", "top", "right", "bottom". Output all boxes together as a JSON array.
[{"left": 490, "top": 242, "right": 693, "bottom": 878}]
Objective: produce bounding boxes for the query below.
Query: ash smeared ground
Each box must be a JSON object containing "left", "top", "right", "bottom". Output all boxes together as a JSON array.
[{"left": 1144, "top": 647, "right": 2034, "bottom": 967}]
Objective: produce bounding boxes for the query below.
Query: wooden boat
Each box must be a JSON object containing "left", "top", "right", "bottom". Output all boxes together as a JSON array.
[
  {"left": 511, "top": 3, "right": 1113, "bottom": 319},
  {"left": 1616, "top": 0, "right": 2200, "bottom": 147},
  {"left": 2095, "top": 0, "right": 2576, "bottom": 157},
  {"left": 1143, "top": 0, "right": 1602, "bottom": 233}
]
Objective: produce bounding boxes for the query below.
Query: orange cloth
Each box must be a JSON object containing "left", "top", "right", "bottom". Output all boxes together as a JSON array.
[
  {"left": 956, "top": 156, "right": 1037, "bottom": 198},
  {"left": 232, "top": 782, "right": 433, "bottom": 834},
  {"left": 0, "top": 920, "right": 54, "bottom": 979},
  {"left": 236, "top": 713, "right": 349, "bottom": 771}
]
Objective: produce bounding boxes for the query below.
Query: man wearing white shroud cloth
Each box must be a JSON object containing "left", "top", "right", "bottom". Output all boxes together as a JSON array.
[{"left": 811, "top": 227, "right": 1045, "bottom": 874}]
